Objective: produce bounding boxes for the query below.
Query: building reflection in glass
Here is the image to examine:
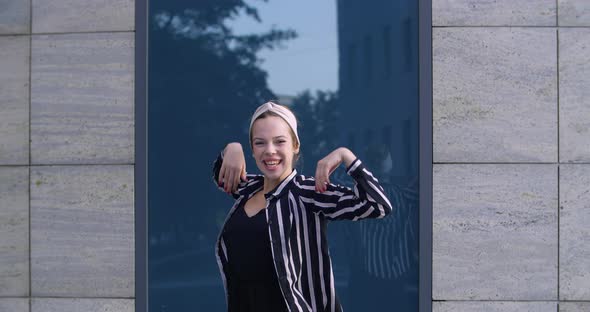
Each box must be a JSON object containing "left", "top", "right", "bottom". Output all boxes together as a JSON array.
[{"left": 148, "top": 0, "right": 419, "bottom": 311}]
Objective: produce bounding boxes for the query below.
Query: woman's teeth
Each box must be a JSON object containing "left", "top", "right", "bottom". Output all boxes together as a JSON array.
[{"left": 265, "top": 160, "right": 281, "bottom": 167}]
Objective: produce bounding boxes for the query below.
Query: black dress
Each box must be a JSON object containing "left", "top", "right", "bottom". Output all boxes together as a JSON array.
[{"left": 222, "top": 203, "right": 288, "bottom": 312}]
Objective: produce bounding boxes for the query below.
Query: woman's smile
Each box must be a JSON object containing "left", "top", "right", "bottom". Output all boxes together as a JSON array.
[{"left": 263, "top": 159, "right": 282, "bottom": 170}]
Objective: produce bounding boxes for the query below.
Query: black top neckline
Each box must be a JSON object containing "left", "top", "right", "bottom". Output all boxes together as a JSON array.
[{"left": 243, "top": 207, "right": 266, "bottom": 218}]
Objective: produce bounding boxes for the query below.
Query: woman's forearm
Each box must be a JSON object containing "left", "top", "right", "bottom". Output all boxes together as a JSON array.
[
  {"left": 223, "top": 142, "right": 242, "bottom": 156},
  {"left": 337, "top": 147, "right": 357, "bottom": 169}
]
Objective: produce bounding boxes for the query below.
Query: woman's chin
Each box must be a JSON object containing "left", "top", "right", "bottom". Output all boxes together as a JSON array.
[
  {"left": 259, "top": 167, "right": 286, "bottom": 181},
  {"left": 263, "top": 170, "right": 282, "bottom": 180},
  {"left": 259, "top": 163, "right": 281, "bottom": 176}
]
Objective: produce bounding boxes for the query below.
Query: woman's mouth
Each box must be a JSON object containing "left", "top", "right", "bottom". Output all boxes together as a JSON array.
[{"left": 263, "top": 159, "right": 282, "bottom": 170}]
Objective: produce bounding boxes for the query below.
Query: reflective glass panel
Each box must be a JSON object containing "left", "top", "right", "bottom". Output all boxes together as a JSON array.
[{"left": 148, "top": 0, "right": 420, "bottom": 310}]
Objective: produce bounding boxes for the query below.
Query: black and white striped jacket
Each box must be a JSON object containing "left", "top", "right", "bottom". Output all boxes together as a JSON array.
[{"left": 212, "top": 152, "right": 393, "bottom": 312}]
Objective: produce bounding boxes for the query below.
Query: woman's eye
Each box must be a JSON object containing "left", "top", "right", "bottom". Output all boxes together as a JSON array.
[
  {"left": 255, "top": 142, "right": 264, "bottom": 146},
  {"left": 277, "top": 140, "right": 286, "bottom": 144}
]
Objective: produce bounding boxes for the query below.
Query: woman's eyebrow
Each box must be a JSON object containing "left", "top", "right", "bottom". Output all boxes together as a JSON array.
[{"left": 253, "top": 135, "right": 287, "bottom": 140}]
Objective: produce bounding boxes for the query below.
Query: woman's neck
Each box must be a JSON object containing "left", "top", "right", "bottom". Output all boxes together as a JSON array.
[
  {"left": 262, "top": 179, "right": 279, "bottom": 194},
  {"left": 263, "top": 169, "right": 293, "bottom": 194}
]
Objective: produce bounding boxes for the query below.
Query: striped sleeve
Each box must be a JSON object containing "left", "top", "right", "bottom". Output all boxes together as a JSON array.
[
  {"left": 296, "top": 158, "right": 394, "bottom": 221},
  {"left": 212, "top": 150, "right": 261, "bottom": 199}
]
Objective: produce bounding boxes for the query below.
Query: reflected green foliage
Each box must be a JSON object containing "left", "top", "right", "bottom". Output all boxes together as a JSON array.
[{"left": 149, "top": 0, "right": 297, "bottom": 240}]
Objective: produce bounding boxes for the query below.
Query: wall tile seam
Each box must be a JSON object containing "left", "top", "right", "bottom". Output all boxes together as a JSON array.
[
  {"left": 28, "top": 0, "right": 33, "bottom": 304},
  {"left": 0, "top": 33, "right": 31, "bottom": 37},
  {"left": 431, "top": 300, "right": 590, "bottom": 302},
  {"left": 0, "top": 30, "right": 137, "bottom": 37},
  {"left": 21, "top": 163, "right": 137, "bottom": 166},
  {"left": 431, "top": 162, "right": 590, "bottom": 165},
  {"left": 0, "top": 296, "right": 137, "bottom": 299},
  {"left": 556, "top": 24, "right": 560, "bottom": 302},
  {"left": 0, "top": 164, "right": 137, "bottom": 167},
  {"left": 431, "top": 25, "right": 590, "bottom": 28},
  {"left": 28, "top": 30, "right": 136, "bottom": 36},
  {"left": 556, "top": 0, "right": 559, "bottom": 27}
]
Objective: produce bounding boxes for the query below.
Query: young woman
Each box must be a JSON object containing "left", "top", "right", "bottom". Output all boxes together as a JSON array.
[{"left": 213, "top": 101, "right": 393, "bottom": 312}]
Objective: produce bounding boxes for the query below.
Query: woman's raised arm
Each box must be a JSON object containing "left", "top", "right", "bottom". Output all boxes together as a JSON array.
[
  {"left": 212, "top": 143, "right": 248, "bottom": 197},
  {"left": 296, "top": 147, "right": 393, "bottom": 221}
]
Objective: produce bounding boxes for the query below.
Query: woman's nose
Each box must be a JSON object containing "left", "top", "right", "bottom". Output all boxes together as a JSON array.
[{"left": 264, "top": 144, "right": 277, "bottom": 154}]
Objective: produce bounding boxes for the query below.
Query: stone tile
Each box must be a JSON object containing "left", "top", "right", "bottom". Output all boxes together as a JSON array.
[
  {"left": 560, "top": 302, "right": 590, "bottom": 312},
  {"left": 433, "top": 0, "right": 555, "bottom": 26},
  {"left": 0, "top": 167, "right": 29, "bottom": 296},
  {"left": 0, "top": 36, "right": 29, "bottom": 165},
  {"left": 0, "top": 298, "right": 29, "bottom": 312},
  {"left": 0, "top": 0, "right": 30, "bottom": 34},
  {"left": 433, "top": 164, "right": 558, "bottom": 300},
  {"left": 32, "top": 298, "right": 133, "bottom": 312},
  {"left": 30, "top": 165, "right": 134, "bottom": 297},
  {"left": 559, "top": 29, "right": 590, "bottom": 163},
  {"left": 559, "top": 0, "right": 590, "bottom": 26},
  {"left": 433, "top": 301, "right": 557, "bottom": 312},
  {"left": 32, "top": 0, "right": 133, "bottom": 33},
  {"left": 31, "top": 33, "right": 134, "bottom": 164},
  {"left": 433, "top": 28, "right": 557, "bottom": 163},
  {"left": 560, "top": 165, "right": 590, "bottom": 300}
]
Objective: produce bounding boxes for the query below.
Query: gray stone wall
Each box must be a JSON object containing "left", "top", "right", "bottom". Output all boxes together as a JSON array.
[
  {"left": 433, "top": 0, "right": 590, "bottom": 311},
  {"left": 3, "top": 0, "right": 590, "bottom": 311},
  {"left": 0, "top": 0, "right": 135, "bottom": 311}
]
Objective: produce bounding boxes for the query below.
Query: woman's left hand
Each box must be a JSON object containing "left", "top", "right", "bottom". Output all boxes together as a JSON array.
[{"left": 315, "top": 147, "right": 356, "bottom": 192}]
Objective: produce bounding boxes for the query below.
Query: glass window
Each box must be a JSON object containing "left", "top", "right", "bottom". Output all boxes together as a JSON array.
[
  {"left": 363, "top": 34, "right": 373, "bottom": 82},
  {"left": 147, "top": 0, "right": 421, "bottom": 310},
  {"left": 382, "top": 25, "right": 392, "bottom": 79}
]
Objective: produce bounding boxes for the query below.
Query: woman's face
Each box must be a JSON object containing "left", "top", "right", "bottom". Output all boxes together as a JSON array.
[{"left": 251, "top": 116, "right": 299, "bottom": 183}]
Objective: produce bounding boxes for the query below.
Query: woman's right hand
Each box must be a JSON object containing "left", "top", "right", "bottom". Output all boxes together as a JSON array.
[{"left": 219, "top": 142, "right": 247, "bottom": 194}]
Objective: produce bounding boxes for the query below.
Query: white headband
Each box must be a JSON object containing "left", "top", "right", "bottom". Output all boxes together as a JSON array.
[{"left": 249, "top": 101, "right": 300, "bottom": 147}]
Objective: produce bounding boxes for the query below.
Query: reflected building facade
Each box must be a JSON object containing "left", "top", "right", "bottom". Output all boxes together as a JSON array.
[{"left": 333, "top": 0, "right": 420, "bottom": 309}]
